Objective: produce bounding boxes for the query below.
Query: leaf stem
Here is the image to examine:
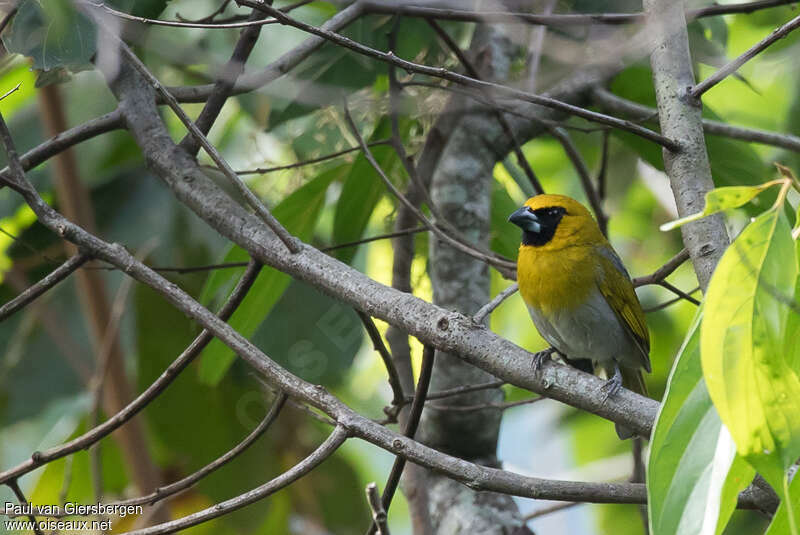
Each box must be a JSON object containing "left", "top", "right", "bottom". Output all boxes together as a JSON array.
[{"left": 784, "top": 472, "right": 798, "bottom": 535}]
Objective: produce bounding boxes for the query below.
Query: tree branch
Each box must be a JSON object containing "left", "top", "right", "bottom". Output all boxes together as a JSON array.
[
  {"left": 368, "top": 345, "right": 435, "bottom": 535},
  {"left": 643, "top": 0, "right": 730, "bottom": 290},
  {"left": 122, "top": 425, "right": 349, "bottom": 535},
  {"left": 235, "top": 0, "right": 680, "bottom": 150},
  {"left": 0, "top": 260, "right": 263, "bottom": 485},
  {"left": 111, "top": 392, "right": 287, "bottom": 508},
  {"left": 591, "top": 87, "right": 800, "bottom": 152},
  {"left": 690, "top": 13, "right": 800, "bottom": 99},
  {"left": 100, "top": 27, "right": 300, "bottom": 253},
  {"left": 0, "top": 252, "right": 90, "bottom": 321}
]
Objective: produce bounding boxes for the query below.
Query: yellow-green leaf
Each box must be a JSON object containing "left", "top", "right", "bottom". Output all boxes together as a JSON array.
[
  {"left": 701, "top": 208, "right": 800, "bottom": 490},
  {"left": 197, "top": 167, "right": 343, "bottom": 385},
  {"left": 648, "top": 307, "right": 754, "bottom": 535},
  {"left": 660, "top": 183, "right": 778, "bottom": 231}
]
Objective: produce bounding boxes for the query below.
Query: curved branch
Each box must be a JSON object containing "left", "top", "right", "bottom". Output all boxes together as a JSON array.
[
  {"left": 111, "top": 392, "right": 287, "bottom": 508},
  {"left": 0, "top": 260, "right": 263, "bottom": 485},
  {"left": 236, "top": 0, "right": 680, "bottom": 151},
  {"left": 0, "top": 252, "right": 90, "bottom": 321},
  {"left": 122, "top": 425, "right": 349, "bottom": 535},
  {"left": 591, "top": 87, "right": 800, "bottom": 152}
]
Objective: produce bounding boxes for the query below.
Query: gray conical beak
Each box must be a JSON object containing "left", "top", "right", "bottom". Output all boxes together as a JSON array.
[{"left": 508, "top": 207, "right": 541, "bottom": 233}]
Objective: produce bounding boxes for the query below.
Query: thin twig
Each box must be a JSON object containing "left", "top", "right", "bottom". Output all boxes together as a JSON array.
[
  {"left": 179, "top": 5, "right": 271, "bottom": 156},
  {"left": 0, "top": 260, "right": 263, "bottom": 485},
  {"left": 632, "top": 249, "right": 690, "bottom": 287},
  {"left": 357, "top": 311, "right": 406, "bottom": 406},
  {"left": 690, "top": 13, "right": 800, "bottom": 99},
  {"left": 237, "top": 0, "right": 680, "bottom": 151},
  {"left": 0, "top": 253, "right": 90, "bottom": 321},
  {"left": 92, "top": 25, "right": 300, "bottom": 253},
  {"left": 426, "top": 18, "right": 544, "bottom": 194},
  {"left": 122, "top": 426, "right": 349, "bottom": 535},
  {"left": 426, "top": 396, "right": 544, "bottom": 412},
  {"left": 591, "top": 87, "right": 800, "bottom": 153},
  {"left": 89, "top": 1, "right": 279, "bottom": 29},
  {"left": 473, "top": 283, "right": 519, "bottom": 323},
  {"left": 86, "top": 227, "right": 429, "bottom": 274},
  {"left": 644, "top": 286, "right": 701, "bottom": 312},
  {"left": 361, "top": 0, "right": 797, "bottom": 25},
  {"left": 111, "top": 392, "right": 287, "bottom": 508},
  {"left": 234, "top": 140, "right": 392, "bottom": 175},
  {"left": 342, "top": 101, "right": 517, "bottom": 278},
  {"left": 365, "top": 482, "right": 391, "bottom": 535},
  {"left": 523, "top": 501, "right": 581, "bottom": 521},
  {"left": 368, "top": 345, "right": 436, "bottom": 535},
  {"left": 597, "top": 131, "right": 610, "bottom": 201},
  {"left": 7, "top": 479, "right": 45, "bottom": 535},
  {"left": 548, "top": 127, "right": 608, "bottom": 235},
  {"left": 658, "top": 280, "right": 701, "bottom": 305}
]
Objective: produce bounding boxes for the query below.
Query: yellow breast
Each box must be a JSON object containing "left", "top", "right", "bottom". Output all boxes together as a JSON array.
[{"left": 517, "top": 243, "right": 596, "bottom": 316}]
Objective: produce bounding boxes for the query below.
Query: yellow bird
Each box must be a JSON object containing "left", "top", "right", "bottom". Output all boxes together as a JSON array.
[{"left": 508, "top": 194, "right": 650, "bottom": 438}]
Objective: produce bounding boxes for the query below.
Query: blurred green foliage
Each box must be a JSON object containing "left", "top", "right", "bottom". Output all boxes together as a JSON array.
[{"left": 0, "top": 0, "right": 799, "bottom": 534}]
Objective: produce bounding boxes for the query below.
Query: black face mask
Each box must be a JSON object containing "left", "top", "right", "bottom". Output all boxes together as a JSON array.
[{"left": 508, "top": 206, "right": 567, "bottom": 246}]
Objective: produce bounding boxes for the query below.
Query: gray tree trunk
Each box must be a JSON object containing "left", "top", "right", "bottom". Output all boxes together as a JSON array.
[{"left": 419, "top": 24, "right": 532, "bottom": 535}]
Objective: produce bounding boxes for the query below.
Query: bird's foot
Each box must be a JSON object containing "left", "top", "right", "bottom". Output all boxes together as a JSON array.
[
  {"left": 531, "top": 347, "right": 556, "bottom": 373},
  {"left": 600, "top": 365, "right": 624, "bottom": 402}
]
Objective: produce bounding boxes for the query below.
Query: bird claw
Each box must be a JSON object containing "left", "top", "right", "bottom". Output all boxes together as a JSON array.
[
  {"left": 600, "top": 366, "right": 624, "bottom": 402},
  {"left": 531, "top": 347, "right": 556, "bottom": 373}
]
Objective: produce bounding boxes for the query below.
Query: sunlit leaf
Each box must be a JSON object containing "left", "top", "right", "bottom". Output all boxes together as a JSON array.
[
  {"left": 198, "top": 168, "right": 343, "bottom": 385},
  {"left": 648, "top": 307, "right": 754, "bottom": 535},
  {"left": 765, "top": 472, "right": 800, "bottom": 535},
  {"left": 660, "top": 182, "right": 780, "bottom": 231},
  {"left": 701, "top": 208, "right": 800, "bottom": 490}
]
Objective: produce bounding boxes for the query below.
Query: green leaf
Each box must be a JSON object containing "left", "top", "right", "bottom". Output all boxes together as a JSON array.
[
  {"left": 3, "top": 0, "right": 96, "bottom": 74},
  {"left": 198, "top": 168, "right": 342, "bottom": 385},
  {"left": 660, "top": 183, "right": 778, "bottom": 231},
  {"left": 648, "top": 307, "right": 755, "bottom": 535},
  {"left": 701, "top": 208, "right": 800, "bottom": 490},
  {"left": 332, "top": 119, "right": 394, "bottom": 264},
  {"left": 765, "top": 472, "right": 800, "bottom": 535}
]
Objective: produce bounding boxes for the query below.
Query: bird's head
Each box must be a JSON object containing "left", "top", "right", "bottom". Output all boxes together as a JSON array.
[{"left": 508, "top": 194, "right": 603, "bottom": 248}]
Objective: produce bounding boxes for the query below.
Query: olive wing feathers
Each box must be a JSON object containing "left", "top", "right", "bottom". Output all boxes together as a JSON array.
[{"left": 594, "top": 246, "right": 651, "bottom": 373}]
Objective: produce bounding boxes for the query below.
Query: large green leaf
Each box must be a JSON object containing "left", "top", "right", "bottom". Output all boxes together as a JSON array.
[
  {"left": 332, "top": 119, "right": 394, "bottom": 264},
  {"left": 198, "top": 168, "right": 342, "bottom": 385},
  {"left": 3, "top": 0, "right": 96, "bottom": 74},
  {"left": 252, "top": 281, "right": 363, "bottom": 386},
  {"left": 765, "top": 472, "right": 800, "bottom": 535},
  {"left": 648, "top": 308, "right": 754, "bottom": 535},
  {"left": 701, "top": 208, "right": 800, "bottom": 490}
]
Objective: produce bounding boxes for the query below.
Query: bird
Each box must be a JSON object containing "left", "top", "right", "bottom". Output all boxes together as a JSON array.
[{"left": 508, "top": 194, "right": 650, "bottom": 438}]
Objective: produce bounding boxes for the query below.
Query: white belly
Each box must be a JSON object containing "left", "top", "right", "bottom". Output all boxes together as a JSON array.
[{"left": 525, "top": 288, "right": 639, "bottom": 370}]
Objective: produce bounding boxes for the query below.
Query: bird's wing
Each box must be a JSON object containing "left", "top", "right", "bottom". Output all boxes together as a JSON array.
[{"left": 594, "top": 245, "right": 651, "bottom": 372}]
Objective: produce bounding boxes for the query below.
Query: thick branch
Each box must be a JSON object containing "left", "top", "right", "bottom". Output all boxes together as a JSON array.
[
  {"left": 643, "top": 0, "right": 729, "bottom": 290},
  {"left": 0, "top": 99, "right": 774, "bottom": 512}
]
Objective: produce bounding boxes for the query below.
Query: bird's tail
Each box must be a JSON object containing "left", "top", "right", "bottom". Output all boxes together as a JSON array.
[{"left": 614, "top": 367, "right": 648, "bottom": 440}]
